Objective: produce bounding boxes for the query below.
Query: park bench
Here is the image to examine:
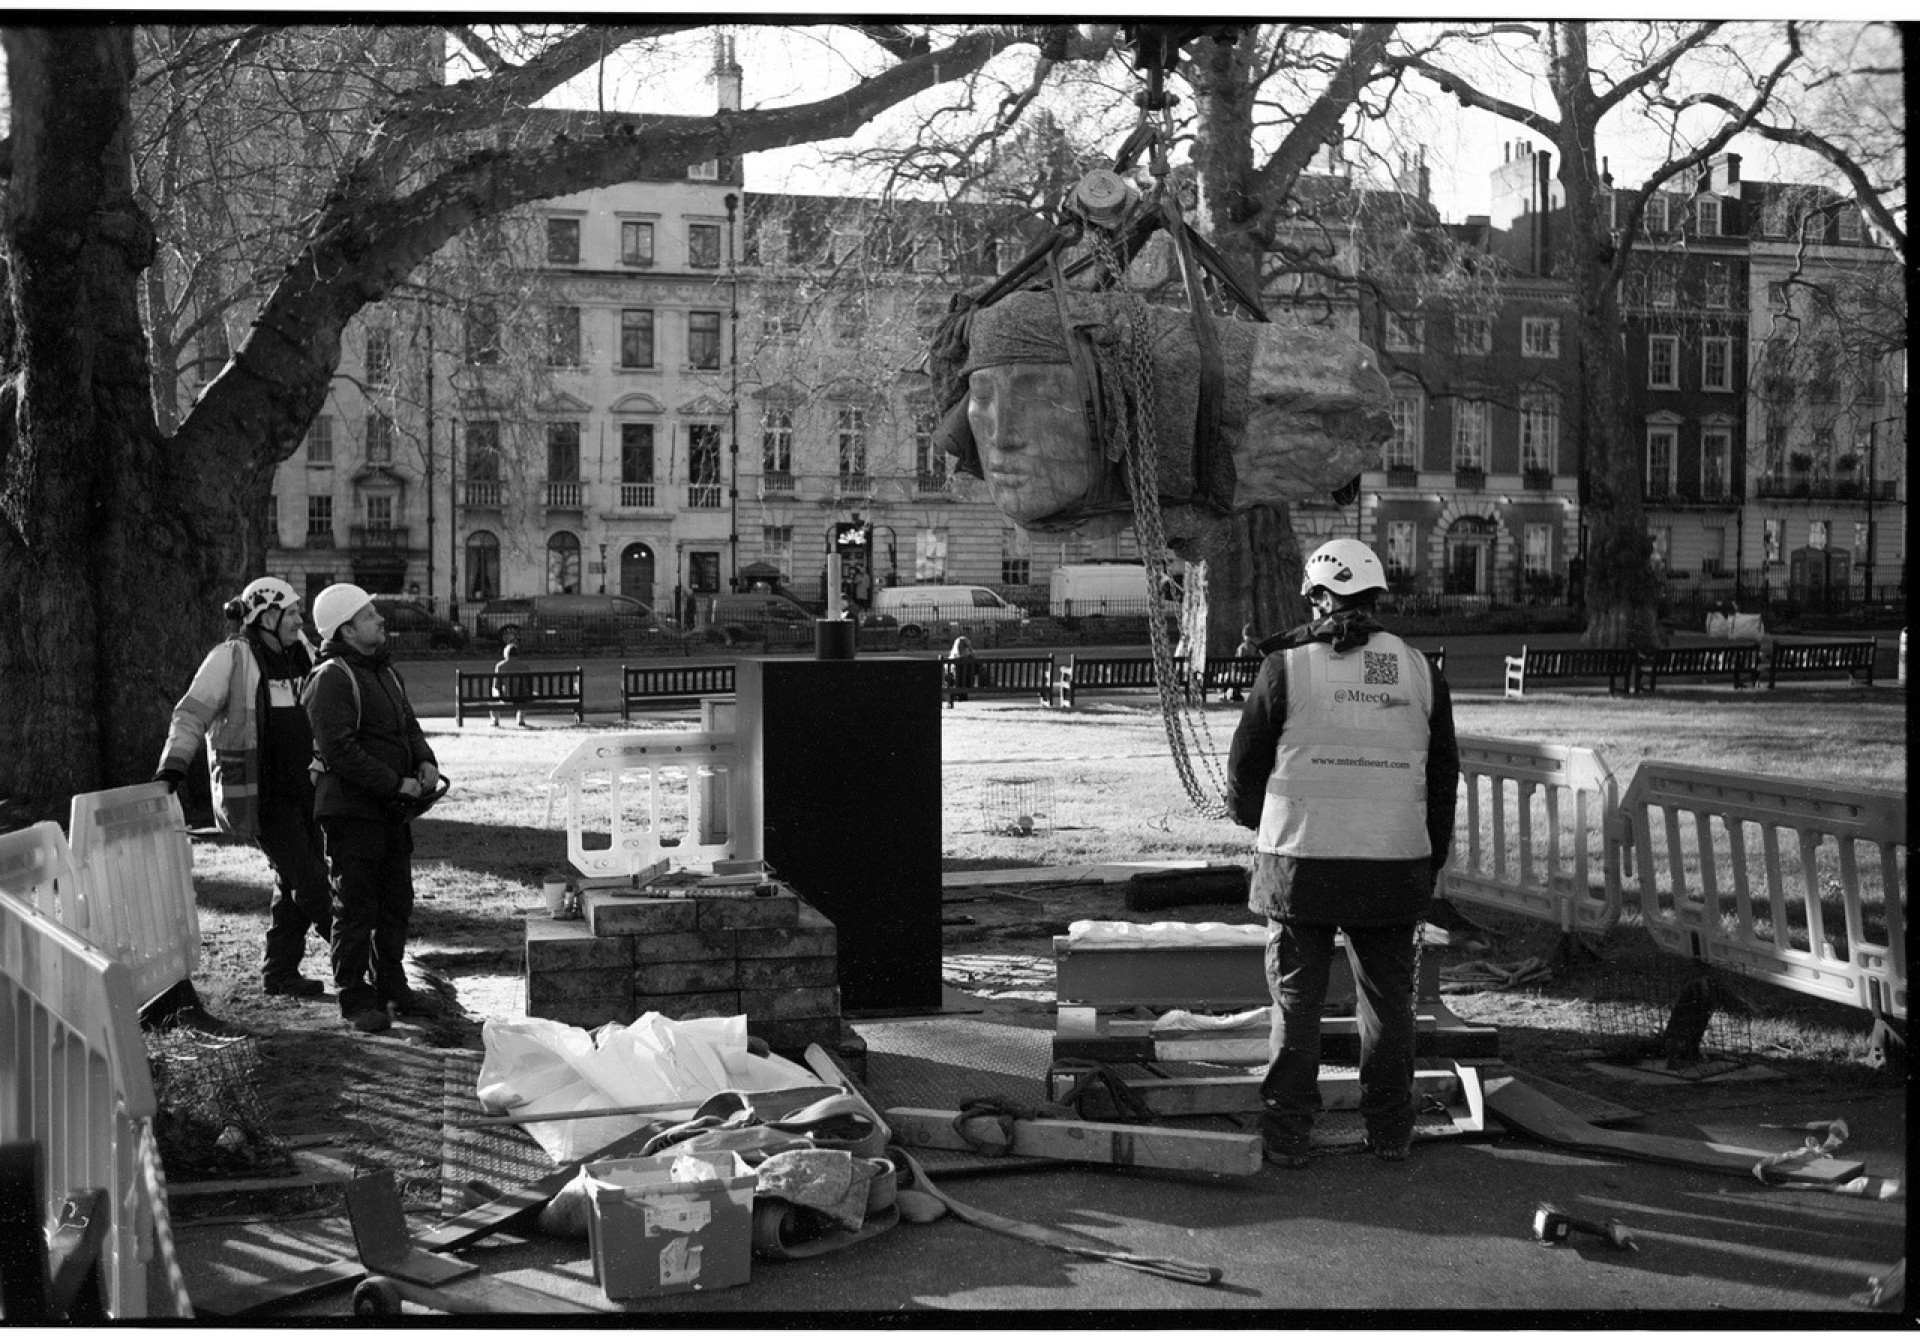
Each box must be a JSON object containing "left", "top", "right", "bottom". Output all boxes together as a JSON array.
[
  {"left": 1765, "top": 639, "right": 1878, "bottom": 689},
  {"left": 1195, "top": 644, "right": 1447, "bottom": 705},
  {"left": 1633, "top": 645, "right": 1761, "bottom": 693},
  {"left": 620, "top": 662, "right": 736, "bottom": 719},
  {"left": 456, "top": 666, "right": 583, "bottom": 726},
  {"left": 943, "top": 653, "right": 1056, "bottom": 708},
  {"left": 1503, "top": 644, "right": 1637, "bottom": 698},
  {"left": 1059, "top": 654, "right": 1158, "bottom": 707}
]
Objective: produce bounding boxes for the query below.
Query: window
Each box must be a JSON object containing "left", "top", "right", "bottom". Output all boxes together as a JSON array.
[
  {"left": 1763, "top": 519, "right": 1783, "bottom": 564},
  {"left": 1645, "top": 425, "right": 1677, "bottom": 499},
  {"left": 915, "top": 527, "right": 948, "bottom": 582},
  {"left": 1385, "top": 521, "right": 1416, "bottom": 578},
  {"left": 1643, "top": 194, "right": 1668, "bottom": 234},
  {"left": 1704, "top": 264, "right": 1730, "bottom": 310},
  {"left": 1385, "top": 389, "right": 1422, "bottom": 469},
  {"left": 914, "top": 409, "right": 945, "bottom": 489},
  {"left": 1454, "top": 316, "right": 1491, "bottom": 354},
  {"left": 1701, "top": 337, "right": 1733, "bottom": 392},
  {"left": 761, "top": 409, "right": 793, "bottom": 482},
  {"left": 465, "top": 421, "right": 500, "bottom": 481},
  {"left": 687, "top": 310, "right": 722, "bottom": 369},
  {"left": 466, "top": 531, "right": 500, "bottom": 601},
  {"left": 546, "top": 217, "right": 580, "bottom": 264},
  {"left": 621, "top": 219, "right": 655, "bottom": 266},
  {"left": 1702, "top": 527, "right": 1727, "bottom": 574},
  {"left": 1652, "top": 269, "right": 1676, "bottom": 308},
  {"left": 688, "top": 222, "right": 721, "bottom": 270},
  {"left": 1648, "top": 335, "right": 1679, "bottom": 389},
  {"left": 546, "top": 305, "right": 581, "bottom": 366},
  {"left": 1809, "top": 347, "right": 1838, "bottom": 402},
  {"left": 1520, "top": 393, "right": 1559, "bottom": 474},
  {"left": 464, "top": 303, "right": 501, "bottom": 364},
  {"left": 1650, "top": 526, "right": 1671, "bottom": 570},
  {"left": 306, "top": 494, "right": 334, "bottom": 542},
  {"left": 762, "top": 297, "right": 798, "bottom": 340},
  {"left": 1837, "top": 210, "right": 1861, "bottom": 243},
  {"left": 688, "top": 424, "right": 722, "bottom": 506},
  {"left": 762, "top": 526, "right": 793, "bottom": 583},
  {"left": 1693, "top": 198, "right": 1720, "bottom": 237},
  {"left": 364, "top": 493, "right": 394, "bottom": 530},
  {"left": 1451, "top": 399, "right": 1487, "bottom": 469},
  {"left": 364, "top": 328, "right": 392, "bottom": 386},
  {"left": 546, "top": 422, "right": 580, "bottom": 483},
  {"left": 1701, "top": 428, "right": 1731, "bottom": 500},
  {"left": 1808, "top": 519, "right": 1829, "bottom": 550},
  {"left": 1001, "top": 527, "right": 1031, "bottom": 586},
  {"left": 620, "top": 424, "right": 655, "bottom": 506},
  {"left": 619, "top": 309, "right": 655, "bottom": 368},
  {"left": 1521, "top": 317, "right": 1560, "bottom": 359},
  {"left": 833, "top": 295, "right": 867, "bottom": 343},
  {"left": 1812, "top": 425, "right": 1835, "bottom": 475},
  {"left": 307, "top": 415, "right": 334, "bottom": 466},
  {"left": 1523, "top": 524, "right": 1553, "bottom": 580},
  {"left": 365, "top": 412, "right": 393, "bottom": 465},
  {"left": 688, "top": 159, "right": 720, "bottom": 182},
  {"left": 547, "top": 532, "right": 581, "bottom": 594},
  {"left": 835, "top": 406, "right": 867, "bottom": 477},
  {"left": 1762, "top": 197, "right": 1787, "bottom": 237},
  {"left": 1854, "top": 521, "right": 1870, "bottom": 556},
  {"left": 1383, "top": 312, "right": 1424, "bottom": 353}
]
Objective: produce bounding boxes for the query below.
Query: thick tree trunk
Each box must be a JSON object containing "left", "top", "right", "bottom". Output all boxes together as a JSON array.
[
  {"left": 0, "top": 28, "right": 236, "bottom": 826},
  {"left": 1193, "top": 505, "right": 1308, "bottom": 650}
]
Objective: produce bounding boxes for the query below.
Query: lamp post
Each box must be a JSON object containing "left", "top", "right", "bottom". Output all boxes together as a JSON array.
[{"left": 725, "top": 191, "right": 741, "bottom": 592}]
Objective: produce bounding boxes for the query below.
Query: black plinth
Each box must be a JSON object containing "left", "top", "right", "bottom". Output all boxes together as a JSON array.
[{"left": 735, "top": 657, "right": 943, "bottom": 1013}]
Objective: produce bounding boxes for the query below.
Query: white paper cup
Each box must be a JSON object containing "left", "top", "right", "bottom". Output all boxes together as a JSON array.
[{"left": 543, "top": 876, "right": 571, "bottom": 918}]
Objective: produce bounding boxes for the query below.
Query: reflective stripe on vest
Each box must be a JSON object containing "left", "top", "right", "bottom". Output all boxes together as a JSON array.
[{"left": 1256, "top": 633, "right": 1432, "bottom": 860}]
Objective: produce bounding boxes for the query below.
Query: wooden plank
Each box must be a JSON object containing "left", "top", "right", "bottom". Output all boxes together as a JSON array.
[
  {"left": 1054, "top": 1006, "right": 1501, "bottom": 1065},
  {"left": 1483, "top": 1074, "right": 1863, "bottom": 1183},
  {"left": 355, "top": 1271, "right": 605, "bottom": 1317},
  {"left": 189, "top": 1260, "right": 366, "bottom": 1320},
  {"left": 884, "top": 1108, "right": 1263, "bottom": 1176},
  {"left": 942, "top": 861, "right": 1215, "bottom": 891},
  {"left": 1058, "top": 1069, "right": 1465, "bottom": 1119}
]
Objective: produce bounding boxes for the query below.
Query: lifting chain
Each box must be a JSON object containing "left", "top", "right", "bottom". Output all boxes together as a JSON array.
[{"left": 1089, "top": 225, "right": 1230, "bottom": 821}]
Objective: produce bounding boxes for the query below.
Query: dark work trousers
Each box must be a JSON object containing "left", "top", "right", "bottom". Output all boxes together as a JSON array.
[
  {"left": 253, "top": 797, "right": 334, "bottom": 984},
  {"left": 319, "top": 816, "right": 415, "bottom": 1014},
  {"left": 1259, "top": 919, "right": 1419, "bottom": 1152}
]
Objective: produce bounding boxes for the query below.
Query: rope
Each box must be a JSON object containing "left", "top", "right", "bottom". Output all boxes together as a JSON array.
[
  {"left": 950, "top": 1095, "right": 1075, "bottom": 1156},
  {"left": 137, "top": 1120, "right": 194, "bottom": 1319},
  {"left": 1047, "top": 1060, "right": 1159, "bottom": 1124}
]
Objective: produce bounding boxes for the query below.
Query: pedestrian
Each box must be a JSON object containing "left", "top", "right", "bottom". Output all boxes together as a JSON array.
[
  {"left": 302, "top": 583, "right": 442, "bottom": 1034},
  {"left": 154, "top": 577, "right": 334, "bottom": 999},
  {"left": 1230, "top": 621, "right": 1263, "bottom": 702},
  {"left": 943, "top": 634, "right": 978, "bottom": 699},
  {"left": 1225, "top": 538, "right": 1459, "bottom": 1168},
  {"left": 490, "top": 642, "right": 530, "bottom": 728}
]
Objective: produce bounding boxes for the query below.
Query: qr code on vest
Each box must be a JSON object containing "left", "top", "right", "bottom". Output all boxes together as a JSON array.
[{"left": 1363, "top": 650, "right": 1399, "bottom": 685}]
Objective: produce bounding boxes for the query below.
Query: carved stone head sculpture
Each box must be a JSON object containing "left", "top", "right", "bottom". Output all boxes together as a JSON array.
[{"left": 930, "top": 290, "right": 1392, "bottom": 540}]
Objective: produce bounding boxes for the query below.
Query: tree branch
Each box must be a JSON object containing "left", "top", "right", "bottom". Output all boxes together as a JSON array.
[
  {"left": 1590, "top": 21, "right": 1719, "bottom": 117},
  {"left": 1252, "top": 21, "right": 1397, "bottom": 201},
  {"left": 1384, "top": 48, "right": 1559, "bottom": 141},
  {"left": 445, "top": 24, "right": 508, "bottom": 73}
]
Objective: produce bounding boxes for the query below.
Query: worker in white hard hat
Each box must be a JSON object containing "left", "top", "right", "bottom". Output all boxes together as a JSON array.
[
  {"left": 301, "top": 583, "right": 442, "bottom": 1034},
  {"left": 155, "top": 576, "right": 334, "bottom": 1000},
  {"left": 1225, "top": 538, "right": 1459, "bottom": 1169}
]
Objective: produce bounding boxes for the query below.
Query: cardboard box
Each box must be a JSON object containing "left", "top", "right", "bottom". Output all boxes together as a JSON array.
[{"left": 582, "top": 1151, "right": 754, "bottom": 1300}]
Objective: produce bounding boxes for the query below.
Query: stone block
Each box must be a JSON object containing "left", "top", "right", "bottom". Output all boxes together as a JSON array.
[
  {"left": 525, "top": 918, "right": 635, "bottom": 973},
  {"left": 528, "top": 997, "right": 637, "bottom": 1030},
  {"left": 736, "top": 956, "right": 837, "bottom": 991},
  {"left": 637, "top": 957, "right": 740, "bottom": 995},
  {"left": 695, "top": 890, "right": 800, "bottom": 930},
  {"left": 589, "top": 896, "right": 700, "bottom": 936},
  {"left": 735, "top": 904, "right": 836, "bottom": 959},
  {"left": 634, "top": 989, "right": 742, "bottom": 1021},
  {"left": 740, "top": 984, "right": 839, "bottom": 1021},
  {"left": 528, "top": 966, "right": 633, "bottom": 1009},
  {"left": 747, "top": 1014, "right": 843, "bottom": 1052},
  {"left": 632, "top": 928, "right": 738, "bottom": 962}
]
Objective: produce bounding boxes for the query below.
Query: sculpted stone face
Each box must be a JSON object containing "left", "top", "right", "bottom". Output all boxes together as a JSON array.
[{"left": 965, "top": 364, "right": 1098, "bottom": 526}]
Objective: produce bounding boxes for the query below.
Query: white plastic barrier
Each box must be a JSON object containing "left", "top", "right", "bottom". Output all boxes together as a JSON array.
[
  {"left": 0, "top": 825, "right": 167, "bottom": 1317},
  {"left": 66, "top": 783, "right": 200, "bottom": 1008},
  {"left": 546, "top": 731, "right": 739, "bottom": 877},
  {"left": 1618, "top": 762, "right": 1907, "bottom": 1020},
  {"left": 1443, "top": 736, "right": 1623, "bottom": 937}
]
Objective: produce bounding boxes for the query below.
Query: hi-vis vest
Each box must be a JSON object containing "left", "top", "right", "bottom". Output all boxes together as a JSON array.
[
  {"left": 156, "top": 640, "right": 267, "bottom": 837},
  {"left": 1255, "top": 632, "right": 1433, "bottom": 860}
]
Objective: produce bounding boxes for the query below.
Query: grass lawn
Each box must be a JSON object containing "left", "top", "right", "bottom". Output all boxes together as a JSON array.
[{"left": 185, "top": 684, "right": 1905, "bottom": 1082}]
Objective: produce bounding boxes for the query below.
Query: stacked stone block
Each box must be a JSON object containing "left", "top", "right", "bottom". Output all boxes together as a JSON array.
[{"left": 524, "top": 885, "right": 841, "bottom": 1054}]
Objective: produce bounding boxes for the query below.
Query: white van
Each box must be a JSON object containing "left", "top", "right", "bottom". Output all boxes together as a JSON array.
[
  {"left": 1048, "top": 563, "right": 1153, "bottom": 616},
  {"left": 871, "top": 584, "right": 1027, "bottom": 646}
]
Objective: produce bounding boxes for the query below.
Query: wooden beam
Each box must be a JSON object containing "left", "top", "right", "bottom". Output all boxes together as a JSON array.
[
  {"left": 1055, "top": 1068, "right": 1467, "bottom": 1119},
  {"left": 883, "top": 1108, "right": 1262, "bottom": 1176}
]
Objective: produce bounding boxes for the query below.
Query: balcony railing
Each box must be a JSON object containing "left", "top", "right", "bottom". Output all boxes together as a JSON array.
[
  {"left": 1522, "top": 467, "right": 1554, "bottom": 490},
  {"left": 915, "top": 471, "right": 948, "bottom": 496},
  {"left": 1383, "top": 465, "right": 1419, "bottom": 487},
  {"left": 619, "top": 482, "right": 656, "bottom": 508},
  {"left": 1755, "top": 476, "right": 1896, "bottom": 501},
  {"left": 836, "top": 472, "right": 873, "bottom": 500},
  {"left": 545, "top": 480, "right": 585, "bottom": 509},
  {"left": 462, "top": 480, "right": 502, "bottom": 508},
  {"left": 761, "top": 471, "right": 795, "bottom": 495},
  {"left": 687, "top": 484, "right": 723, "bottom": 510},
  {"left": 349, "top": 525, "right": 411, "bottom": 551},
  {"left": 305, "top": 529, "right": 336, "bottom": 549},
  {"left": 1453, "top": 465, "right": 1485, "bottom": 490}
]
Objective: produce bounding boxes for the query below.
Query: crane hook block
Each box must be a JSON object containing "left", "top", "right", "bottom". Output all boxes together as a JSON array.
[{"left": 1070, "top": 171, "right": 1139, "bottom": 230}]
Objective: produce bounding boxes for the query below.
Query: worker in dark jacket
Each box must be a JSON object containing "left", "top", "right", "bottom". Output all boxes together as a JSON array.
[
  {"left": 1226, "top": 539, "right": 1459, "bottom": 1169},
  {"left": 302, "top": 584, "right": 441, "bottom": 1034}
]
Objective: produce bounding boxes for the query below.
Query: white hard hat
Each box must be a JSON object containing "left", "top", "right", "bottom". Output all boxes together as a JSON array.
[
  {"left": 311, "top": 583, "right": 375, "bottom": 641},
  {"left": 233, "top": 576, "right": 300, "bottom": 625},
  {"left": 1301, "top": 539, "right": 1388, "bottom": 599}
]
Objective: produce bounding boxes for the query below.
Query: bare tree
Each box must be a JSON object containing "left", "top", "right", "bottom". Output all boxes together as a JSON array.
[{"left": 0, "top": 22, "right": 1101, "bottom": 823}]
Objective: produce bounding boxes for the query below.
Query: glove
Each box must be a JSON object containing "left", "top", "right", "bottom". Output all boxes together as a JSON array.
[
  {"left": 397, "top": 777, "right": 424, "bottom": 799},
  {"left": 154, "top": 768, "right": 185, "bottom": 794},
  {"left": 417, "top": 762, "right": 439, "bottom": 788}
]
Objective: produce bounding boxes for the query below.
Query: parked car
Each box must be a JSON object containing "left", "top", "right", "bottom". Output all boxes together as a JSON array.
[
  {"left": 476, "top": 597, "right": 535, "bottom": 646},
  {"left": 495, "top": 593, "right": 708, "bottom": 652},
  {"left": 701, "top": 591, "right": 816, "bottom": 646},
  {"left": 870, "top": 584, "right": 1028, "bottom": 646},
  {"left": 369, "top": 596, "right": 468, "bottom": 653}
]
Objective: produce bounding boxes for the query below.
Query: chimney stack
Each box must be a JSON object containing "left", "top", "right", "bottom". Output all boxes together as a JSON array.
[{"left": 714, "top": 34, "right": 742, "bottom": 112}]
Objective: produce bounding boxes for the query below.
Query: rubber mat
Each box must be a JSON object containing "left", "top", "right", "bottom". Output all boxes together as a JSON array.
[{"left": 854, "top": 1014, "right": 1059, "bottom": 1174}]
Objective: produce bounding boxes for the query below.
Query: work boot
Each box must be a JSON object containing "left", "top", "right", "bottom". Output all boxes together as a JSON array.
[
  {"left": 345, "top": 1005, "right": 391, "bottom": 1034},
  {"left": 264, "top": 974, "right": 325, "bottom": 998},
  {"left": 382, "top": 985, "right": 440, "bottom": 1018},
  {"left": 1262, "top": 1132, "right": 1312, "bottom": 1170},
  {"left": 1361, "top": 1135, "right": 1411, "bottom": 1163}
]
